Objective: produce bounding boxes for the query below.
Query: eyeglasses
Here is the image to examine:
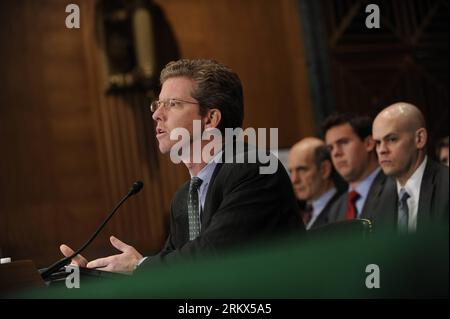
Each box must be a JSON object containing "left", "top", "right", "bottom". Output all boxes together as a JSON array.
[{"left": 150, "top": 98, "right": 199, "bottom": 113}]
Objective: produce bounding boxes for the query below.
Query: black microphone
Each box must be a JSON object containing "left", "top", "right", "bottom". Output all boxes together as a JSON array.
[{"left": 40, "top": 181, "right": 144, "bottom": 280}]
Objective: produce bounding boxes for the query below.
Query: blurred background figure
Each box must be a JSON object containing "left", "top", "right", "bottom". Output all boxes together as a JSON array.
[
  {"left": 436, "top": 136, "right": 449, "bottom": 167},
  {"left": 288, "top": 137, "right": 345, "bottom": 230}
]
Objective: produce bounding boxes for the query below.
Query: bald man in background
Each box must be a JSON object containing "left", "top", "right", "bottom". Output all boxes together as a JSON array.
[
  {"left": 373, "top": 102, "right": 449, "bottom": 233},
  {"left": 288, "top": 138, "right": 345, "bottom": 230}
]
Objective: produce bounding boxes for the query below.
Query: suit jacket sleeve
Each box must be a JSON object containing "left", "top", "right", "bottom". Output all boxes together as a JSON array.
[{"left": 139, "top": 160, "right": 302, "bottom": 268}]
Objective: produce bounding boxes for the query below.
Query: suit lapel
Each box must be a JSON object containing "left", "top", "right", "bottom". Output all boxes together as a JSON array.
[
  {"left": 172, "top": 183, "right": 190, "bottom": 244},
  {"left": 361, "top": 170, "right": 385, "bottom": 219},
  {"left": 417, "top": 160, "right": 435, "bottom": 228},
  {"left": 201, "top": 162, "right": 223, "bottom": 229},
  {"left": 173, "top": 183, "right": 189, "bottom": 217},
  {"left": 312, "top": 190, "right": 342, "bottom": 227},
  {"left": 199, "top": 142, "right": 246, "bottom": 229}
]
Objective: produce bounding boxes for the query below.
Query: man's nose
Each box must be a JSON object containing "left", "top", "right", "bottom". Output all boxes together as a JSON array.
[
  {"left": 290, "top": 172, "right": 299, "bottom": 184},
  {"left": 152, "top": 106, "right": 164, "bottom": 121},
  {"left": 332, "top": 146, "right": 342, "bottom": 158},
  {"left": 378, "top": 142, "right": 388, "bottom": 155}
]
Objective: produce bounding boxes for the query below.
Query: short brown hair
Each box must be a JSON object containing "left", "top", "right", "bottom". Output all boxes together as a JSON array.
[
  {"left": 322, "top": 113, "right": 373, "bottom": 141},
  {"left": 160, "top": 59, "right": 244, "bottom": 134}
]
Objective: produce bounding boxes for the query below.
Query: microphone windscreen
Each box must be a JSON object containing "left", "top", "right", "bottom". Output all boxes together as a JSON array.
[{"left": 129, "top": 181, "right": 144, "bottom": 196}]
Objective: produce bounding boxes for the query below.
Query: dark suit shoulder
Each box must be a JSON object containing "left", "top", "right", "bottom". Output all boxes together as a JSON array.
[
  {"left": 426, "top": 159, "right": 449, "bottom": 186},
  {"left": 360, "top": 169, "right": 389, "bottom": 219},
  {"left": 213, "top": 151, "right": 289, "bottom": 191},
  {"left": 325, "top": 191, "right": 347, "bottom": 223},
  {"left": 420, "top": 159, "right": 449, "bottom": 222},
  {"left": 368, "top": 169, "right": 388, "bottom": 198},
  {"left": 173, "top": 180, "right": 189, "bottom": 198},
  {"left": 168, "top": 180, "right": 189, "bottom": 220},
  {"left": 311, "top": 188, "right": 345, "bottom": 228}
]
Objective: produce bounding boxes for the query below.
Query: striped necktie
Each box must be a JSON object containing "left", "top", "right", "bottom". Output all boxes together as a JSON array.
[
  {"left": 398, "top": 188, "right": 410, "bottom": 233},
  {"left": 188, "top": 177, "right": 203, "bottom": 241}
]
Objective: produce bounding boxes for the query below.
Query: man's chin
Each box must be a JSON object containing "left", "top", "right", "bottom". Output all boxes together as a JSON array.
[
  {"left": 158, "top": 144, "right": 170, "bottom": 154},
  {"left": 296, "top": 193, "right": 307, "bottom": 200},
  {"left": 381, "top": 166, "right": 396, "bottom": 177},
  {"left": 338, "top": 170, "right": 351, "bottom": 182}
]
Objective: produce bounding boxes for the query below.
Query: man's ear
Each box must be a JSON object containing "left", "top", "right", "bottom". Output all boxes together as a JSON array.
[
  {"left": 204, "top": 108, "right": 222, "bottom": 130},
  {"left": 415, "top": 127, "right": 427, "bottom": 150},
  {"left": 364, "top": 135, "right": 376, "bottom": 152},
  {"left": 320, "top": 160, "right": 332, "bottom": 180}
]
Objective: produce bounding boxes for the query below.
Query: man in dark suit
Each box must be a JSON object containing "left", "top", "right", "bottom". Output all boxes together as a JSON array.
[
  {"left": 148, "top": 147, "right": 302, "bottom": 265},
  {"left": 372, "top": 102, "right": 449, "bottom": 232},
  {"left": 60, "top": 59, "right": 303, "bottom": 272},
  {"left": 322, "top": 114, "right": 389, "bottom": 224},
  {"left": 287, "top": 137, "right": 345, "bottom": 229}
]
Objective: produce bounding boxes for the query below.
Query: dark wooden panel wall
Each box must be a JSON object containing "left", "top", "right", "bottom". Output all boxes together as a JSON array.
[
  {"left": 0, "top": 0, "right": 108, "bottom": 265},
  {"left": 321, "top": 0, "right": 449, "bottom": 145},
  {"left": 0, "top": 0, "right": 314, "bottom": 267},
  {"left": 0, "top": 0, "right": 181, "bottom": 266},
  {"left": 153, "top": 0, "right": 315, "bottom": 147}
]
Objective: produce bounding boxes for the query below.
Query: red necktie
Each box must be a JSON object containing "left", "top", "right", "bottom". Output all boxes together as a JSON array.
[{"left": 345, "top": 190, "right": 360, "bottom": 220}]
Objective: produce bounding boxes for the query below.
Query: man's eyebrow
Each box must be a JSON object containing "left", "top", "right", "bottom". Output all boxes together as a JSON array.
[
  {"left": 383, "top": 133, "right": 397, "bottom": 139},
  {"left": 326, "top": 137, "right": 347, "bottom": 146},
  {"left": 374, "top": 133, "right": 396, "bottom": 143},
  {"left": 335, "top": 137, "right": 349, "bottom": 143},
  {"left": 290, "top": 165, "right": 307, "bottom": 171}
]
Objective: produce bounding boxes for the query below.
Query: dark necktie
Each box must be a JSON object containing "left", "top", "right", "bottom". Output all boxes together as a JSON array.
[
  {"left": 302, "top": 203, "right": 313, "bottom": 226},
  {"left": 188, "top": 177, "right": 203, "bottom": 241},
  {"left": 345, "top": 190, "right": 360, "bottom": 220},
  {"left": 398, "top": 188, "right": 410, "bottom": 233}
]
